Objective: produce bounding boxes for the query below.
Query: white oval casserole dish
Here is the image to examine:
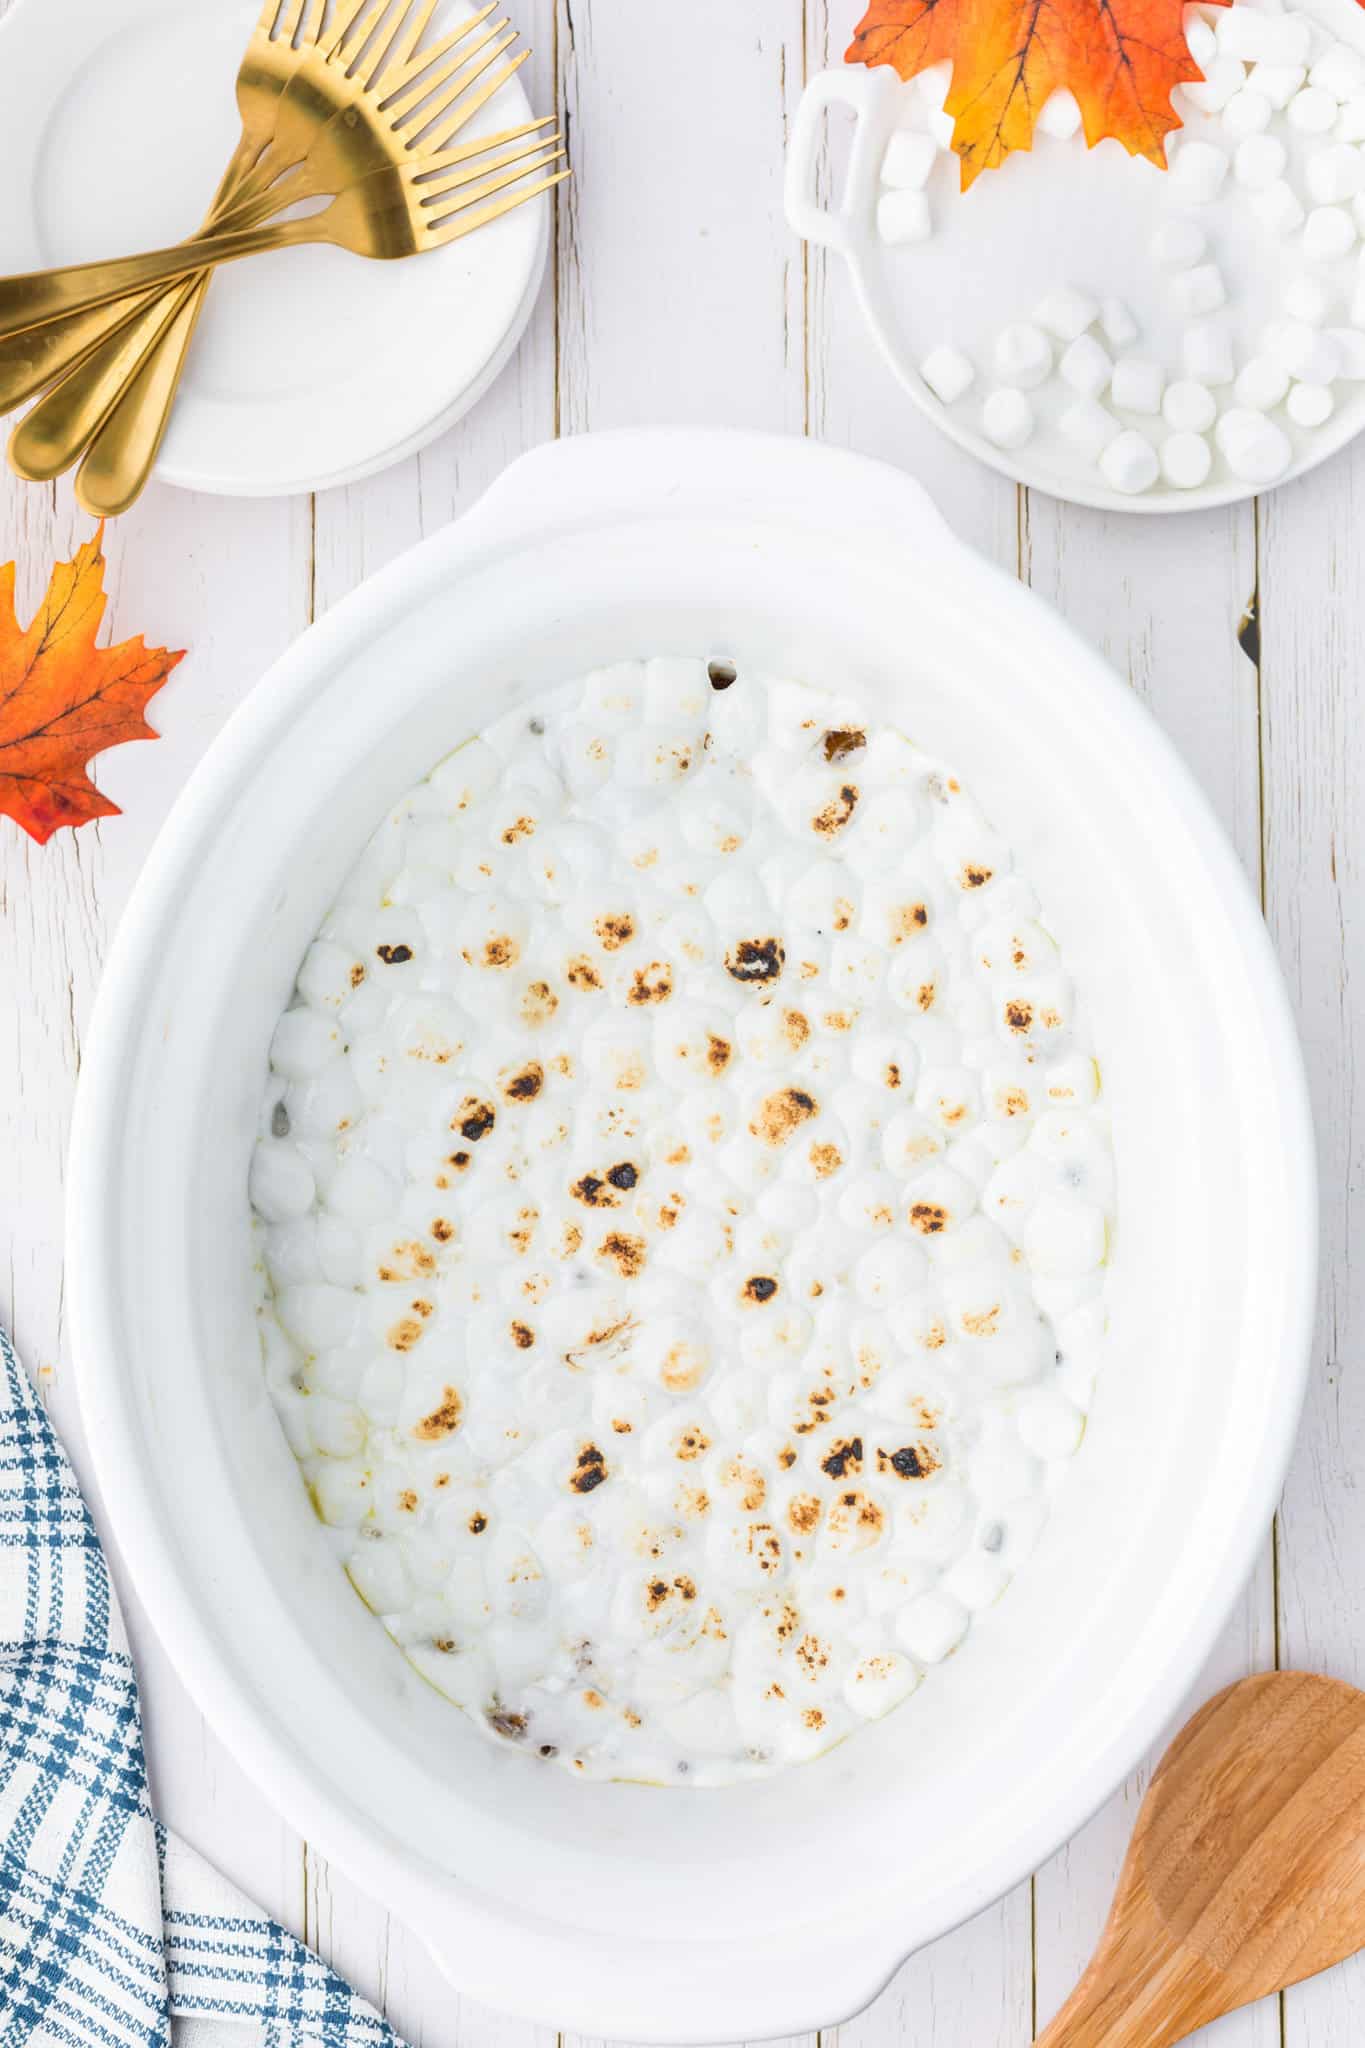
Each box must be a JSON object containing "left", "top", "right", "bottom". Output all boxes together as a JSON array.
[{"left": 68, "top": 430, "right": 1317, "bottom": 2045}]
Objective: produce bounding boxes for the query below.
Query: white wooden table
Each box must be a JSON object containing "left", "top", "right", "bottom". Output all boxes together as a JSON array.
[{"left": 1, "top": 2, "right": 1359, "bottom": 2042}]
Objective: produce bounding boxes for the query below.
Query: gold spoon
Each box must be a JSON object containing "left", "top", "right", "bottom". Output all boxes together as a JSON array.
[{"left": 1038, "top": 1672, "right": 1365, "bottom": 2046}]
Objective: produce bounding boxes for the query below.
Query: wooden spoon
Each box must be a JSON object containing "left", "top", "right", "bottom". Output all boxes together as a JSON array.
[{"left": 1037, "top": 1671, "right": 1365, "bottom": 2046}]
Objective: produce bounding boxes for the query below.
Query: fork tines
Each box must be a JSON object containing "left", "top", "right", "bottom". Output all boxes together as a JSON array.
[
  {"left": 424, "top": 47, "right": 532, "bottom": 151},
  {"left": 374, "top": 2, "right": 501, "bottom": 101},
  {"left": 383, "top": 15, "right": 512, "bottom": 118},
  {"left": 391, "top": 26, "right": 524, "bottom": 138},
  {"left": 426, "top": 162, "right": 569, "bottom": 247},
  {"left": 418, "top": 131, "right": 563, "bottom": 205},
  {"left": 249, "top": 0, "right": 567, "bottom": 236},
  {"left": 421, "top": 141, "right": 566, "bottom": 232},
  {"left": 261, "top": 0, "right": 326, "bottom": 45},
  {"left": 324, "top": 0, "right": 489, "bottom": 87},
  {"left": 415, "top": 113, "right": 556, "bottom": 172},
  {"left": 296, "top": 0, "right": 527, "bottom": 151}
]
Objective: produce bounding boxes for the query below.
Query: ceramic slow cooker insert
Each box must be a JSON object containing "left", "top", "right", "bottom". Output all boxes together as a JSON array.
[{"left": 68, "top": 430, "right": 1316, "bottom": 2044}]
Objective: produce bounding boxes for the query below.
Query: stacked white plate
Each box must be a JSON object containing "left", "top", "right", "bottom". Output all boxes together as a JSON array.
[{"left": 0, "top": 0, "right": 549, "bottom": 494}]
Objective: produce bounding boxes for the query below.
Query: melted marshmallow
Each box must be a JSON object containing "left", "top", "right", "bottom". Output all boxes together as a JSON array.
[{"left": 252, "top": 662, "right": 1113, "bottom": 1785}]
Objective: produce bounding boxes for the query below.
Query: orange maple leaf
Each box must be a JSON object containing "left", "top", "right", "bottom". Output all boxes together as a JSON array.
[
  {"left": 0, "top": 526, "right": 184, "bottom": 845},
  {"left": 847, "top": 0, "right": 1229, "bottom": 188}
]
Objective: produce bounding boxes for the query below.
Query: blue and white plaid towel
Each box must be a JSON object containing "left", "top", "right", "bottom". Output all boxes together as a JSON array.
[{"left": 0, "top": 1329, "right": 407, "bottom": 2048}]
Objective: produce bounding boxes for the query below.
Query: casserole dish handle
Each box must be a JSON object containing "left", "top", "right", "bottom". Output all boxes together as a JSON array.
[
  {"left": 784, "top": 65, "right": 900, "bottom": 254},
  {"left": 468, "top": 426, "right": 965, "bottom": 575}
]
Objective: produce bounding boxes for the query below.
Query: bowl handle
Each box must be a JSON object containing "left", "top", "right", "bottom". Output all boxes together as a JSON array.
[
  {"left": 468, "top": 428, "right": 965, "bottom": 573},
  {"left": 784, "top": 65, "right": 899, "bottom": 253}
]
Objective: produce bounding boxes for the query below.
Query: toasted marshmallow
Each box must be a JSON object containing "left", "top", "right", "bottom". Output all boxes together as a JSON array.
[{"left": 254, "top": 662, "right": 1112, "bottom": 1787}]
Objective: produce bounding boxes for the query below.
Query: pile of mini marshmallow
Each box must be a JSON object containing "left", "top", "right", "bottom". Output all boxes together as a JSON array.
[{"left": 877, "top": 0, "right": 1365, "bottom": 494}]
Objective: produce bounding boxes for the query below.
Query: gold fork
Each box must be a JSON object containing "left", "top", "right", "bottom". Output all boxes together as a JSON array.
[
  {"left": 233, "top": 0, "right": 523, "bottom": 213},
  {"left": 10, "top": 131, "right": 559, "bottom": 485},
  {"left": 0, "top": 0, "right": 360, "bottom": 421},
  {"left": 2, "top": 0, "right": 561, "bottom": 504},
  {"left": 4, "top": 138, "right": 564, "bottom": 427},
  {"left": 0, "top": 0, "right": 515, "bottom": 360},
  {"left": 0, "top": 0, "right": 540, "bottom": 423}
]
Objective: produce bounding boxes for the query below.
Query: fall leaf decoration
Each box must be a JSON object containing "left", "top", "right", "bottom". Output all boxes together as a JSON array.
[
  {"left": 0, "top": 526, "right": 184, "bottom": 845},
  {"left": 847, "top": 0, "right": 1230, "bottom": 187}
]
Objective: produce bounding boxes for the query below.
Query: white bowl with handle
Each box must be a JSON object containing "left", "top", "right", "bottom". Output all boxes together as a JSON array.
[
  {"left": 68, "top": 428, "right": 1316, "bottom": 2043},
  {"left": 785, "top": 6, "right": 1365, "bottom": 515}
]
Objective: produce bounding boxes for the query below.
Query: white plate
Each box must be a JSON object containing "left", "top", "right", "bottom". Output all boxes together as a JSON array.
[
  {"left": 787, "top": 0, "right": 1365, "bottom": 513},
  {"left": 0, "top": 0, "right": 549, "bottom": 496}
]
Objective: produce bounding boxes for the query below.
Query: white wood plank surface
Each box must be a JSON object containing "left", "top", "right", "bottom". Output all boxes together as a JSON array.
[
  {"left": 1259, "top": 450, "right": 1365, "bottom": 2048},
  {"left": 1, "top": 0, "right": 1360, "bottom": 2042},
  {"left": 1021, "top": 500, "right": 1281, "bottom": 2048}
]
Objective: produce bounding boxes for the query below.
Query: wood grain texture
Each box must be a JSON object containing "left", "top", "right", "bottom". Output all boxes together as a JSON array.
[
  {"left": 1258, "top": 442, "right": 1365, "bottom": 2048},
  {"left": 1036, "top": 1676, "right": 1365, "bottom": 2048},
  {"left": 1021, "top": 492, "right": 1278, "bottom": 2048},
  {"left": 0, "top": 470, "right": 313, "bottom": 1981},
  {"left": 553, "top": 0, "right": 806, "bottom": 438},
  {"left": 0, "top": 0, "right": 1359, "bottom": 2043}
]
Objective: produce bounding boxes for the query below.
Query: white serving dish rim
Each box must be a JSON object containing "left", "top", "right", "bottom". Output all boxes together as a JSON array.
[
  {"left": 785, "top": 13, "right": 1365, "bottom": 516},
  {"left": 67, "top": 428, "right": 1317, "bottom": 2042}
]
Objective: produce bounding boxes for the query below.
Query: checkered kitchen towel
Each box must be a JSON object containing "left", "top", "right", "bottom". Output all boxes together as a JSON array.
[{"left": 0, "top": 1328, "right": 406, "bottom": 2048}]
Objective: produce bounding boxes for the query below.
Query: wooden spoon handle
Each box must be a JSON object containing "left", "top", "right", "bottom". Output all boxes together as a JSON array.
[{"left": 1036, "top": 1930, "right": 1224, "bottom": 2048}]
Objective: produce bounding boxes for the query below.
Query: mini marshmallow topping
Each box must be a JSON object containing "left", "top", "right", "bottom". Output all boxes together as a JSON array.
[
  {"left": 1234, "top": 133, "right": 1288, "bottom": 188},
  {"left": 1160, "top": 429, "right": 1215, "bottom": 486},
  {"left": 1162, "top": 378, "right": 1219, "bottom": 432},
  {"left": 1171, "top": 261, "right": 1229, "bottom": 319},
  {"left": 1059, "top": 333, "right": 1114, "bottom": 396},
  {"left": 1287, "top": 379, "right": 1335, "bottom": 423},
  {"left": 1100, "top": 427, "right": 1160, "bottom": 493},
  {"left": 1060, "top": 394, "right": 1121, "bottom": 456},
  {"left": 1100, "top": 297, "right": 1140, "bottom": 347},
  {"left": 920, "top": 345, "right": 975, "bottom": 403},
  {"left": 859, "top": 3, "right": 1365, "bottom": 498},
  {"left": 994, "top": 323, "right": 1053, "bottom": 390},
  {"left": 881, "top": 129, "right": 938, "bottom": 191},
  {"left": 1152, "top": 217, "right": 1207, "bottom": 269},
  {"left": 878, "top": 189, "right": 932, "bottom": 246},
  {"left": 1110, "top": 357, "right": 1165, "bottom": 414},
  {"left": 1037, "top": 89, "right": 1083, "bottom": 140},
  {"left": 982, "top": 387, "right": 1036, "bottom": 448},
  {"left": 1252, "top": 177, "right": 1306, "bottom": 234},
  {"left": 252, "top": 664, "right": 1113, "bottom": 1785}
]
